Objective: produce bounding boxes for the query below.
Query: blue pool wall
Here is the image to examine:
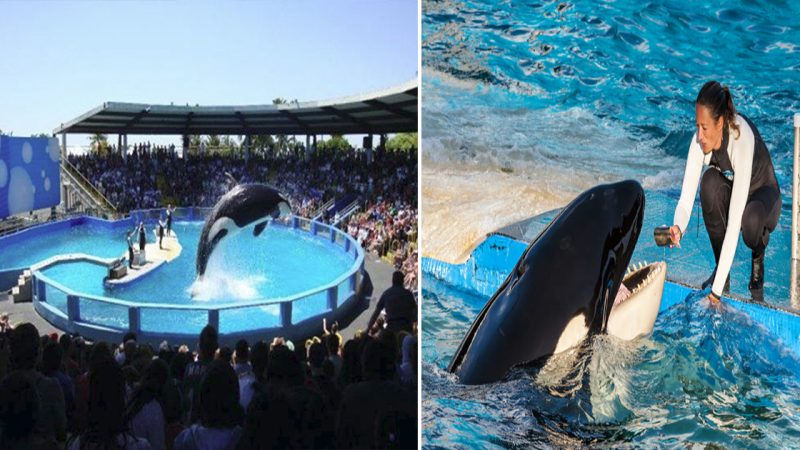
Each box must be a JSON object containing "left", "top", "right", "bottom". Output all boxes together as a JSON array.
[
  {"left": 422, "top": 233, "right": 800, "bottom": 359},
  {"left": 2, "top": 210, "right": 367, "bottom": 347}
]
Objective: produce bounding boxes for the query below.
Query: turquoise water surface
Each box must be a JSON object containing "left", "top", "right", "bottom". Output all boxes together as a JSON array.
[{"left": 423, "top": 0, "right": 800, "bottom": 447}]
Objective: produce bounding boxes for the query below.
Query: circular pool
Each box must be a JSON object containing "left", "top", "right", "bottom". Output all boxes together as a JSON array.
[{"left": 0, "top": 208, "right": 364, "bottom": 346}]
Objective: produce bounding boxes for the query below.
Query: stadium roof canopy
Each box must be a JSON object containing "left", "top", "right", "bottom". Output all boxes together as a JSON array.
[{"left": 54, "top": 80, "right": 417, "bottom": 136}]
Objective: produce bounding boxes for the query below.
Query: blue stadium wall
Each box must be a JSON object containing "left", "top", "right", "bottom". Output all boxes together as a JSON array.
[{"left": 0, "top": 135, "right": 61, "bottom": 219}]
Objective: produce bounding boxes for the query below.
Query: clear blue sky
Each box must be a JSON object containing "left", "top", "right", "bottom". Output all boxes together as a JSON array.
[{"left": 0, "top": 0, "right": 418, "bottom": 149}]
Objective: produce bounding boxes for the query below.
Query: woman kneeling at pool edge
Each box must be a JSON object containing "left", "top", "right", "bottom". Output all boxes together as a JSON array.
[{"left": 669, "top": 80, "right": 781, "bottom": 303}]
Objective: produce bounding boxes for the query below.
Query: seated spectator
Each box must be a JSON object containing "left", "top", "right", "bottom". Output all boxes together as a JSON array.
[
  {"left": 398, "top": 334, "right": 417, "bottom": 388},
  {"left": 8, "top": 323, "right": 66, "bottom": 447},
  {"left": 237, "top": 384, "right": 293, "bottom": 449},
  {"left": 174, "top": 360, "right": 243, "bottom": 450},
  {"left": 126, "top": 359, "right": 170, "bottom": 450},
  {"left": 41, "top": 341, "right": 74, "bottom": 425},
  {"left": 68, "top": 356, "right": 152, "bottom": 449},
  {"left": 233, "top": 339, "right": 255, "bottom": 411},
  {"left": 0, "top": 372, "right": 41, "bottom": 450},
  {"left": 184, "top": 325, "right": 218, "bottom": 424},
  {"left": 335, "top": 333, "right": 416, "bottom": 449}
]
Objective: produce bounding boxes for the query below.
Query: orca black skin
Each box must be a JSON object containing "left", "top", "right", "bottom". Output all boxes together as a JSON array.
[
  {"left": 448, "top": 180, "right": 645, "bottom": 385},
  {"left": 196, "top": 183, "right": 290, "bottom": 277}
]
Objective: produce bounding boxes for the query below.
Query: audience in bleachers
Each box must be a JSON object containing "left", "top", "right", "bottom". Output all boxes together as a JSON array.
[
  {"left": 68, "top": 145, "right": 418, "bottom": 290},
  {"left": 0, "top": 319, "right": 417, "bottom": 449}
]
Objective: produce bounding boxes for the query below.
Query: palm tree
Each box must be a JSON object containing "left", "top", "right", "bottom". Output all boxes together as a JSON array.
[
  {"left": 272, "top": 98, "right": 290, "bottom": 154},
  {"left": 89, "top": 133, "right": 109, "bottom": 154}
]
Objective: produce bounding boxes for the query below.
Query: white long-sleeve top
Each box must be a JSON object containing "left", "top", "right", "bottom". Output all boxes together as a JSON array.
[{"left": 673, "top": 114, "right": 755, "bottom": 297}]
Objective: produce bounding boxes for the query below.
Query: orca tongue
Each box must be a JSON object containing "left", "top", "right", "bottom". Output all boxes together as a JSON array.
[
  {"left": 253, "top": 221, "right": 268, "bottom": 237},
  {"left": 613, "top": 283, "right": 631, "bottom": 307}
]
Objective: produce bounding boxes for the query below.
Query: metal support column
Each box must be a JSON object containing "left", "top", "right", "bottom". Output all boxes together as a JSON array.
[
  {"left": 61, "top": 133, "right": 69, "bottom": 210},
  {"left": 791, "top": 114, "right": 800, "bottom": 308}
]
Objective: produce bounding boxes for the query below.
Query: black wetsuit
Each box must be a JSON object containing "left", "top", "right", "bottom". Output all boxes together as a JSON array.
[
  {"left": 166, "top": 209, "right": 173, "bottom": 236},
  {"left": 127, "top": 236, "right": 134, "bottom": 268},
  {"left": 158, "top": 223, "right": 164, "bottom": 248},
  {"left": 700, "top": 114, "right": 781, "bottom": 264},
  {"left": 138, "top": 226, "right": 146, "bottom": 252}
]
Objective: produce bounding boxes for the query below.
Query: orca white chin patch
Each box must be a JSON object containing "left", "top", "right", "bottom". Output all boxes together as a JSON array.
[
  {"left": 553, "top": 313, "right": 589, "bottom": 355},
  {"left": 208, "top": 217, "right": 237, "bottom": 243},
  {"left": 607, "top": 261, "right": 666, "bottom": 341}
]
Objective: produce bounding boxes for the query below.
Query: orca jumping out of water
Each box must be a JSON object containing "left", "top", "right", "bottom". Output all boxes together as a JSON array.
[
  {"left": 448, "top": 180, "right": 666, "bottom": 385},
  {"left": 195, "top": 183, "right": 291, "bottom": 278}
]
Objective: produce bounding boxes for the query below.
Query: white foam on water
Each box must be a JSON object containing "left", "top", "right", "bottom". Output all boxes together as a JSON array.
[
  {"left": 422, "top": 99, "right": 683, "bottom": 262},
  {"left": 188, "top": 272, "right": 268, "bottom": 302},
  {"left": 421, "top": 166, "right": 583, "bottom": 263}
]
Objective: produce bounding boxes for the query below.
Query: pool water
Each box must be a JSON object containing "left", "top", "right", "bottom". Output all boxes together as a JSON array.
[
  {"left": 9, "top": 220, "right": 355, "bottom": 333},
  {"left": 423, "top": 277, "right": 800, "bottom": 448},
  {"left": 422, "top": 190, "right": 800, "bottom": 447},
  {"left": 0, "top": 223, "right": 125, "bottom": 269}
]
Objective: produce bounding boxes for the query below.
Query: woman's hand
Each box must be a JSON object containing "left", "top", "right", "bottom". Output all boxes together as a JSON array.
[{"left": 669, "top": 225, "right": 682, "bottom": 248}]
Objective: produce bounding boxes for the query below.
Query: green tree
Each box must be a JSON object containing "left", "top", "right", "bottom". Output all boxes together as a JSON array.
[
  {"left": 317, "top": 134, "right": 352, "bottom": 153},
  {"left": 385, "top": 132, "right": 418, "bottom": 152},
  {"left": 89, "top": 133, "right": 110, "bottom": 155},
  {"left": 218, "top": 136, "right": 239, "bottom": 157},
  {"left": 250, "top": 135, "right": 275, "bottom": 153},
  {"left": 272, "top": 98, "right": 289, "bottom": 154},
  {"left": 33, "top": 133, "right": 51, "bottom": 138}
]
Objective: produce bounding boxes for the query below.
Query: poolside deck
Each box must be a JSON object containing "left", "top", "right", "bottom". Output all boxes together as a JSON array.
[{"left": 105, "top": 230, "right": 182, "bottom": 287}]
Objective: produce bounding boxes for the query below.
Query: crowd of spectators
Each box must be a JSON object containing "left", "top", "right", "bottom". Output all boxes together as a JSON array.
[
  {"left": 68, "top": 144, "right": 418, "bottom": 288},
  {"left": 0, "top": 319, "right": 417, "bottom": 449}
]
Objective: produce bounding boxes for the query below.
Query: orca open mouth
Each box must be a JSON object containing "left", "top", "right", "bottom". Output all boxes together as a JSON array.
[{"left": 614, "top": 261, "right": 665, "bottom": 307}]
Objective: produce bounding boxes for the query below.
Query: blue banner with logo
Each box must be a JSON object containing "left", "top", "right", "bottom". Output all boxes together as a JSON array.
[{"left": 0, "top": 135, "right": 61, "bottom": 219}]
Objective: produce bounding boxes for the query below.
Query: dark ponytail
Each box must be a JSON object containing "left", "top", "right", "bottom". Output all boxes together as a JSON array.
[{"left": 696, "top": 81, "right": 740, "bottom": 138}]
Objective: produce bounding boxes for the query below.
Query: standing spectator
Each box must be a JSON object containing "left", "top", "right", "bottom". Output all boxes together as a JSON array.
[{"left": 367, "top": 271, "right": 417, "bottom": 334}]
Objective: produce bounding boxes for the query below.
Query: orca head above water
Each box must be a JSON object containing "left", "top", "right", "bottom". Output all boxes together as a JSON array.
[
  {"left": 195, "top": 183, "right": 291, "bottom": 278},
  {"left": 448, "top": 180, "right": 664, "bottom": 385}
]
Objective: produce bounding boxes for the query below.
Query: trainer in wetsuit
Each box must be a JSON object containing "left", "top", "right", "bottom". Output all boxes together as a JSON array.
[
  {"left": 166, "top": 204, "right": 175, "bottom": 236},
  {"left": 126, "top": 231, "right": 135, "bottom": 268},
  {"left": 669, "top": 81, "right": 781, "bottom": 303},
  {"left": 138, "top": 222, "right": 146, "bottom": 252},
  {"left": 367, "top": 271, "right": 417, "bottom": 334},
  {"left": 158, "top": 219, "right": 165, "bottom": 249}
]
